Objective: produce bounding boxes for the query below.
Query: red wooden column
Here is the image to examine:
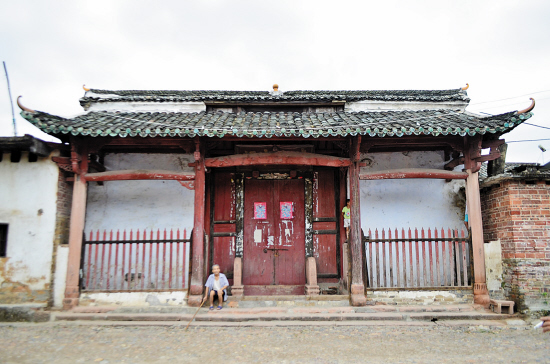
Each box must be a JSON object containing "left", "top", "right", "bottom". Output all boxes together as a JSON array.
[
  {"left": 349, "top": 136, "right": 367, "bottom": 306},
  {"left": 464, "top": 137, "right": 490, "bottom": 306},
  {"left": 63, "top": 142, "right": 88, "bottom": 310},
  {"left": 466, "top": 169, "right": 490, "bottom": 305},
  {"left": 188, "top": 139, "right": 206, "bottom": 306}
]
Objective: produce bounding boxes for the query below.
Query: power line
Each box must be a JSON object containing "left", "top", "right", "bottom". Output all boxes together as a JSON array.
[
  {"left": 523, "top": 122, "right": 550, "bottom": 131},
  {"left": 3, "top": 61, "right": 17, "bottom": 136},
  {"left": 507, "top": 138, "right": 550, "bottom": 143},
  {"left": 468, "top": 96, "right": 550, "bottom": 112},
  {"left": 468, "top": 89, "right": 550, "bottom": 106}
]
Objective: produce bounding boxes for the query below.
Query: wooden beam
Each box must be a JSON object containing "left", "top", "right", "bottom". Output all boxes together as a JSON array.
[
  {"left": 205, "top": 151, "right": 351, "bottom": 168},
  {"left": 84, "top": 170, "right": 195, "bottom": 182},
  {"left": 359, "top": 168, "right": 468, "bottom": 180}
]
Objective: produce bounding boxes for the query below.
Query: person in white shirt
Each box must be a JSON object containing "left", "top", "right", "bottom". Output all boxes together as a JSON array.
[{"left": 202, "top": 264, "right": 229, "bottom": 310}]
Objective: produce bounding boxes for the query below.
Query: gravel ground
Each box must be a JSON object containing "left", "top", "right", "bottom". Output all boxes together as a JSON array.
[{"left": 0, "top": 323, "right": 548, "bottom": 363}]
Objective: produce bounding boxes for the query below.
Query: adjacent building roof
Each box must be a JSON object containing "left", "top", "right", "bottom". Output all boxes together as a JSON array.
[
  {"left": 20, "top": 109, "right": 532, "bottom": 139},
  {"left": 0, "top": 135, "right": 52, "bottom": 156},
  {"left": 80, "top": 88, "right": 470, "bottom": 105},
  {"left": 481, "top": 162, "right": 550, "bottom": 186}
]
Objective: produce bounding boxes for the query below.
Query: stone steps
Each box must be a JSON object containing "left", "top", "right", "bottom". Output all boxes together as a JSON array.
[{"left": 54, "top": 304, "right": 516, "bottom": 326}]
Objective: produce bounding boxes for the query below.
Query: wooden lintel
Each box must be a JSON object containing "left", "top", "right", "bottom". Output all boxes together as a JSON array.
[
  {"left": 474, "top": 151, "right": 501, "bottom": 163},
  {"left": 444, "top": 157, "right": 465, "bottom": 171},
  {"left": 84, "top": 170, "right": 195, "bottom": 182},
  {"left": 205, "top": 151, "right": 351, "bottom": 168},
  {"left": 481, "top": 139, "right": 505, "bottom": 149},
  {"left": 360, "top": 168, "right": 468, "bottom": 180}
]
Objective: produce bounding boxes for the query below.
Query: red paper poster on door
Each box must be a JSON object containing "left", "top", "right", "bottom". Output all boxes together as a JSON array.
[
  {"left": 254, "top": 202, "right": 267, "bottom": 219},
  {"left": 280, "top": 202, "right": 293, "bottom": 219}
]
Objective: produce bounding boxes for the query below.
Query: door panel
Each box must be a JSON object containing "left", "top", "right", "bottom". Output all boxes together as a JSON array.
[
  {"left": 275, "top": 179, "right": 306, "bottom": 285},
  {"left": 313, "top": 169, "right": 340, "bottom": 278},
  {"left": 243, "top": 179, "right": 305, "bottom": 286},
  {"left": 211, "top": 172, "right": 236, "bottom": 277}
]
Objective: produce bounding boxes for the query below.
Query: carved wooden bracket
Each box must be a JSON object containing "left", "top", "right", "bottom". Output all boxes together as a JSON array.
[
  {"left": 52, "top": 156, "right": 73, "bottom": 172},
  {"left": 179, "top": 181, "right": 195, "bottom": 190}
]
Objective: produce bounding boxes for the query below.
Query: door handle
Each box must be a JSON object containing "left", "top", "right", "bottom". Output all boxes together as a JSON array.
[{"left": 263, "top": 248, "right": 268, "bottom": 253}]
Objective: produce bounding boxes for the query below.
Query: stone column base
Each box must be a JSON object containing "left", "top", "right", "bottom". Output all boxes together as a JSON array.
[
  {"left": 305, "top": 284, "right": 320, "bottom": 295},
  {"left": 474, "top": 282, "right": 490, "bottom": 307},
  {"left": 188, "top": 294, "right": 203, "bottom": 307},
  {"left": 232, "top": 285, "right": 244, "bottom": 297},
  {"left": 350, "top": 283, "right": 367, "bottom": 306},
  {"left": 62, "top": 298, "right": 79, "bottom": 310}
]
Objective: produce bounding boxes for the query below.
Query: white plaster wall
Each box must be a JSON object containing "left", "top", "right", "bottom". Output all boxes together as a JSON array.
[
  {"left": 485, "top": 239, "right": 504, "bottom": 292},
  {"left": 345, "top": 100, "right": 468, "bottom": 112},
  {"left": 0, "top": 152, "right": 59, "bottom": 291},
  {"left": 360, "top": 151, "right": 465, "bottom": 232},
  {"left": 80, "top": 291, "right": 188, "bottom": 306},
  {"left": 87, "top": 101, "right": 206, "bottom": 113},
  {"left": 85, "top": 153, "right": 195, "bottom": 232},
  {"left": 53, "top": 245, "right": 69, "bottom": 307}
]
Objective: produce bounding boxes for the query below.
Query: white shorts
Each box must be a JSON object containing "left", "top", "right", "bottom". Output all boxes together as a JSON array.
[{"left": 344, "top": 219, "right": 350, "bottom": 228}]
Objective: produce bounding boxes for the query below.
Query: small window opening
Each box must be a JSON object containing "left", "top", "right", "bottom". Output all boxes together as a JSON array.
[
  {"left": 525, "top": 180, "right": 536, "bottom": 185},
  {"left": 0, "top": 151, "right": 3, "bottom": 162},
  {"left": 10, "top": 151, "right": 21, "bottom": 163},
  {"left": 28, "top": 153, "right": 38, "bottom": 162},
  {"left": 0, "top": 224, "right": 8, "bottom": 257}
]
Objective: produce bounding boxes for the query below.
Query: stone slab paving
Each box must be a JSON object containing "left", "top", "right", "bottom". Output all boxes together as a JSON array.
[{"left": 0, "top": 323, "right": 548, "bottom": 363}]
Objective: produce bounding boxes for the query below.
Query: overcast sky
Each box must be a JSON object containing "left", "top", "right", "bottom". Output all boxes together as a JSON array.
[{"left": 1, "top": 1, "right": 549, "bottom": 162}]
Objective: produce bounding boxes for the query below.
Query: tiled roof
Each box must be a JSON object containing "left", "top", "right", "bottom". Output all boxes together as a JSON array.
[
  {"left": 20, "top": 109, "right": 531, "bottom": 139},
  {"left": 81, "top": 89, "right": 469, "bottom": 105},
  {"left": 480, "top": 162, "right": 550, "bottom": 182}
]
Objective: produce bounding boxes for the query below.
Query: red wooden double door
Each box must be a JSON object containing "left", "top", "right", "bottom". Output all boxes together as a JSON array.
[
  {"left": 210, "top": 170, "right": 342, "bottom": 295},
  {"left": 243, "top": 178, "right": 306, "bottom": 290}
]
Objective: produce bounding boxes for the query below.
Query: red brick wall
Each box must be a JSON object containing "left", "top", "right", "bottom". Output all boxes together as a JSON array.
[{"left": 481, "top": 179, "right": 550, "bottom": 313}]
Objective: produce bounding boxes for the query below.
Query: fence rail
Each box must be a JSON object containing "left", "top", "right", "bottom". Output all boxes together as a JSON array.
[
  {"left": 364, "top": 228, "right": 471, "bottom": 289},
  {"left": 82, "top": 228, "right": 191, "bottom": 292}
]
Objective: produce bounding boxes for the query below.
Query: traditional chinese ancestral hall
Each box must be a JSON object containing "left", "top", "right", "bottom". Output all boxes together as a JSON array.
[{"left": 18, "top": 84, "right": 535, "bottom": 308}]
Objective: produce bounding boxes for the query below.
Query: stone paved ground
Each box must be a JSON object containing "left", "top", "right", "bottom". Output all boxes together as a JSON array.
[{"left": 0, "top": 323, "right": 548, "bottom": 363}]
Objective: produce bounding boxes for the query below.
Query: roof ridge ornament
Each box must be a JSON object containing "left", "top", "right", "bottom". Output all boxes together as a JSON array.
[
  {"left": 461, "top": 83, "right": 469, "bottom": 91},
  {"left": 83, "top": 84, "right": 90, "bottom": 91},
  {"left": 517, "top": 98, "right": 535, "bottom": 114},
  {"left": 271, "top": 83, "right": 283, "bottom": 96},
  {"left": 16, "top": 96, "right": 36, "bottom": 113}
]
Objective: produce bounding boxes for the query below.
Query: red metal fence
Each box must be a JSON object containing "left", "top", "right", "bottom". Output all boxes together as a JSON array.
[
  {"left": 82, "top": 228, "right": 191, "bottom": 292},
  {"left": 364, "top": 228, "right": 471, "bottom": 289}
]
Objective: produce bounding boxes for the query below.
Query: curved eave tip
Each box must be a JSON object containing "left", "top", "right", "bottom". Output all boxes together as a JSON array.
[
  {"left": 17, "top": 96, "right": 36, "bottom": 113},
  {"left": 83, "top": 84, "right": 90, "bottom": 91},
  {"left": 517, "top": 98, "right": 535, "bottom": 114},
  {"left": 461, "top": 83, "right": 469, "bottom": 91}
]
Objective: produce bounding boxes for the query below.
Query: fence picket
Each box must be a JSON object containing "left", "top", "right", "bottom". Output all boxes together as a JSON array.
[
  {"left": 372, "top": 229, "right": 378, "bottom": 288},
  {"left": 385, "top": 229, "right": 391, "bottom": 286},
  {"left": 364, "top": 227, "right": 470, "bottom": 289},
  {"left": 81, "top": 228, "right": 191, "bottom": 292},
  {"left": 392, "top": 228, "right": 397, "bottom": 287},
  {"left": 397, "top": 229, "right": 406, "bottom": 287}
]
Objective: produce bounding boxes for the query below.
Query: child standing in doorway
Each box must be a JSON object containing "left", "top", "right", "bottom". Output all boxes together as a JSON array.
[{"left": 342, "top": 199, "right": 351, "bottom": 240}]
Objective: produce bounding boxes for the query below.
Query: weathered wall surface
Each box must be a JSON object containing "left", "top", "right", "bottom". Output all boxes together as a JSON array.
[
  {"left": 366, "top": 289, "right": 473, "bottom": 305},
  {"left": 481, "top": 179, "right": 550, "bottom": 314},
  {"left": 484, "top": 239, "right": 505, "bottom": 300},
  {"left": 359, "top": 151, "right": 466, "bottom": 233},
  {"left": 79, "top": 291, "right": 188, "bottom": 307},
  {"left": 85, "top": 153, "right": 195, "bottom": 232},
  {"left": 0, "top": 152, "right": 59, "bottom": 303}
]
